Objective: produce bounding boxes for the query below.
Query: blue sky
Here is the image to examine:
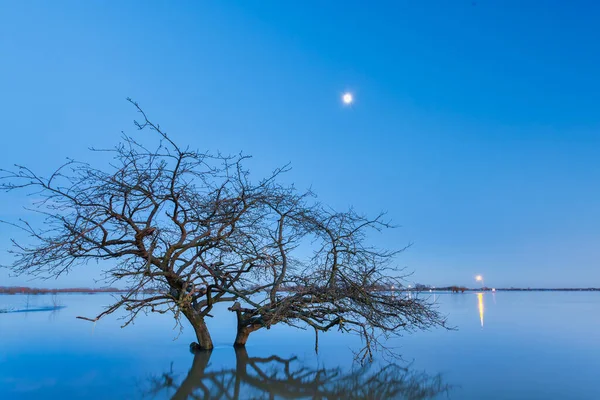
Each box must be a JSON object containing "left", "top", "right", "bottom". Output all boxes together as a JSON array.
[{"left": 1, "top": 1, "right": 599, "bottom": 288}]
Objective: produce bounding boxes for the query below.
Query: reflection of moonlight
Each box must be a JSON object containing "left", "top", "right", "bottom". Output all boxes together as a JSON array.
[
  {"left": 477, "top": 293, "right": 484, "bottom": 328},
  {"left": 342, "top": 92, "right": 353, "bottom": 105}
]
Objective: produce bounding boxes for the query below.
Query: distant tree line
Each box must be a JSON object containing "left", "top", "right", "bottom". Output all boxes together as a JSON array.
[{"left": 0, "top": 286, "right": 143, "bottom": 295}]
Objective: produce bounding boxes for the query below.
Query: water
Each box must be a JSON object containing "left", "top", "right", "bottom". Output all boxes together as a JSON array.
[{"left": 1, "top": 292, "right": 599, "bottom": 399}]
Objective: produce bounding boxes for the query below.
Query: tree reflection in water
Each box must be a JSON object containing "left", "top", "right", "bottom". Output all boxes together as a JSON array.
[{"left": 145, "top": 347, "right": 449, "bottom": 400}]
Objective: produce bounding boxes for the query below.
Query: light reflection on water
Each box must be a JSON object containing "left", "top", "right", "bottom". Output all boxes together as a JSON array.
[
  {"left": 477, "top": 292, "right": 484, "bottom": 328},
  {"left": 2, "top": 292, "right": 600, "bottom": 399}
]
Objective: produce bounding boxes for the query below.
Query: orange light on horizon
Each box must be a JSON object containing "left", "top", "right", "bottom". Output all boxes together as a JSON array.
[{"left": 477, "top": 292, "right": 484, "bottom": 328}]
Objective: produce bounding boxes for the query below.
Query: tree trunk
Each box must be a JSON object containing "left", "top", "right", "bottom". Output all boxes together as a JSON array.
[
  {"left": 234, "top": 323, "right": 263, "bottom": 347},
  {"left": 232, "top": 306, "right": 263, "bottom": 347},
  {"left": 234, "top": 326, "right": 251, "bottom": 347},
  {"left": 183, "top": 308, "right": 214, "bottom": 350}
]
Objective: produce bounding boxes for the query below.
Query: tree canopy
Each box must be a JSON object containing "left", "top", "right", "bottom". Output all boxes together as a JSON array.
[{"left": 1, "top": 99, "right": 446, "bottom": 360}]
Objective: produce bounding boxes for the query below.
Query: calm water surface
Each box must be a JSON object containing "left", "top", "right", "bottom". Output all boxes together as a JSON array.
[{"left": 1, "top": 292, "right": 599, "bottom": 399}]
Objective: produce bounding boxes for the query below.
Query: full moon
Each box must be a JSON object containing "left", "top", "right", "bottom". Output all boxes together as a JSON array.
[{"left": 342, "top": 92, "right": 353, "bottom": 105}]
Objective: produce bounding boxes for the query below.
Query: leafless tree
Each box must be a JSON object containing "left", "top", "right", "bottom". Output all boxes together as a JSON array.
[
  {"left": 145, "top": 347, "right": 450, "bottom": 399},
  {"left": 1, "top": 99, "right": 446, "bottom": 355},
  {"left": 226, "top": 204, "right": 447, "bottom": 361}
]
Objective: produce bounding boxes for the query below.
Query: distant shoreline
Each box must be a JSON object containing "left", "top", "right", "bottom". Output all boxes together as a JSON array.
[
  {"left": 442, "top": 288, "right": 600, "bottom": 292},
  {"left": 431, "top": 286, "right": 600, "bottom": 292},
  {"left": 1, "top": 286, "right": 599, "bottom": 295},
  {"left": 0, "top": 287, "right": 130, "bottom": 295}
]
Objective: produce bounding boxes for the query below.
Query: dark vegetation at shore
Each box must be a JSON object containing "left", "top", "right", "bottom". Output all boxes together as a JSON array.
[
  {"left": 437, "top": 286, "right": 600, "bottom": 292},
  {"left": 0, "top": 286, "right": 129, "bottom": 295}
]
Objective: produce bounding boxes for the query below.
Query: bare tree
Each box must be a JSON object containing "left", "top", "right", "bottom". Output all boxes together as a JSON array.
[
  {"left": 1, "top": 99, "right": 285, "bottom": 349},
  {"left": 1, "top": 99, "right": 445, "bottom": 355},
  {"left": 145, "top": 347, "right": 450, "bottom": 399},
  {"left": 225, "top": 199, "right": 447, "bottom": 361}
]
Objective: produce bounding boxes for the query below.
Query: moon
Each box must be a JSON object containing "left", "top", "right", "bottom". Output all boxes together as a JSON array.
[{"left": 342, "top": 92, "right": 353, "bottom": 105}]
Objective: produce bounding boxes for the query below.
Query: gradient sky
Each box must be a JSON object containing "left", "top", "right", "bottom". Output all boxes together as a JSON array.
[{"left": 1, "top": 1, "right": 599, "bottom": 288}]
